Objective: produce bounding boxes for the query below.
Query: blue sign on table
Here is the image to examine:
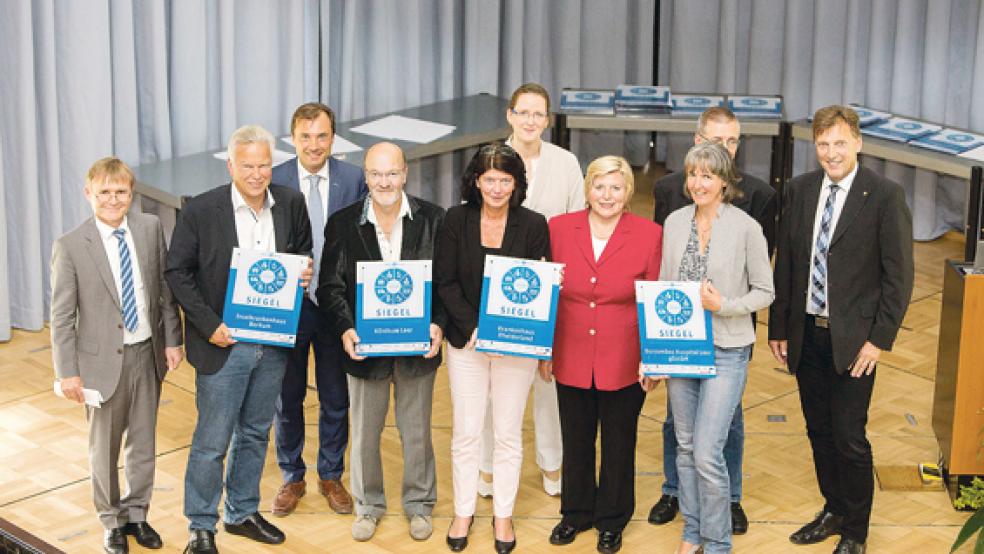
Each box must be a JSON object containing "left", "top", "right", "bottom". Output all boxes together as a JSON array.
[
  {"left": 355, "top": 260, "right": 432, "bottom": 357},
  {"left": 476, "top": 255, "right": 563, "bottom": 359},
  {"left": 223, "top": 248, "right": 307, "bottom": 347},
  {"left": 636, "top": 281, "right": 715, "bottom": 378}
]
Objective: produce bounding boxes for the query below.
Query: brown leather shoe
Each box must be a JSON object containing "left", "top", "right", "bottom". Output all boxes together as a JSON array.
[
  {"left": 319, "top": 478, "right": 354, "bottom": 514},
  {"left": 271, "top": 481, "right": 306, "bottom": 516}
]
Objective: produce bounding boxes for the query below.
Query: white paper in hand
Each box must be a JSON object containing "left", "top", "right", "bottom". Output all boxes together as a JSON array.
[{"left": 53, "top": 381, "right": 104, "bottom": 407}]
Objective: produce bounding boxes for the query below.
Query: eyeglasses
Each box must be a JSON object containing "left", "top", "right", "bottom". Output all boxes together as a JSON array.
[
  {"left": 366, "top": 170, "right": 405, "bottom": 182},
  {"left": 699, "top": 133, "right": 741, "bottom": 149},
  {"left": 480, "top": 176, "right": 515, "bottom": 187},
  {"left": 510, "top": 109, "right": 548, "bottom": 123},
  {"left": 93, "top": 190, "right": 132, "bottom": 202}
]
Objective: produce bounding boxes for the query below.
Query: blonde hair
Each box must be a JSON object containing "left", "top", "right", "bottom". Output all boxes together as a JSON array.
[
  {"left": 86, "top": 157, "right": 134, "bottom": 189},
  {"left": 584, "top": 155, "right": 635, "bottom": 207}
]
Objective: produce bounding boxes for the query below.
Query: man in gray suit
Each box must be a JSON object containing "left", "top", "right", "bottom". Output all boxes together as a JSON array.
[{"left": 50, "top": 157, "right": 184, "bottom": 554}]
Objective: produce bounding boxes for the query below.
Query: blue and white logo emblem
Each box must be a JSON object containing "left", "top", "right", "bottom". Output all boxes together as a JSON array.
[
  {"left": 374, "top": 268, "right": 414, "bottom": 305},
  {"left": 655, "top": 288, "right": 693, "bottom": 326},
  {"left": 576, "top": 92, "right": 601, "bottom": 101},
  {"left": 740, "top": 97, "right": 768, "bottom": 106},
  {"left": 248, "top": 258, "right": 288, "bottom": 294},
  {"left": 897, "top": 122, "right": 921, "bottom": 130},
  {"left": 501, "top": 266, "right": 541, "bottom": 305},
  {"left": 686, "top": 97, "right": 710, "bottom": 105}
]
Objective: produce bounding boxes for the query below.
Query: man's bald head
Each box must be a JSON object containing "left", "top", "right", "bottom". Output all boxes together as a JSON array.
[
  {"left": 364, "top": 142, "right": 408, "bottom": 209},
  {"left": 365, "top": 142, "right": 406, "bottom": 169}
]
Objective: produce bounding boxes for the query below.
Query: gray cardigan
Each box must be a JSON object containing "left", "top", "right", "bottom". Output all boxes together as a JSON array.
[{"left": 660, "top": 203, "right": 774, "bottom": 348}]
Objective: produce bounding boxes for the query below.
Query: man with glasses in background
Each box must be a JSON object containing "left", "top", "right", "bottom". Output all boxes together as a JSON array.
[
  {"left": 649, "top": 106, "right": 777, "bottom": 535},
  {"left": 269, "top": 102, "right": 368, "bottom": 518}
]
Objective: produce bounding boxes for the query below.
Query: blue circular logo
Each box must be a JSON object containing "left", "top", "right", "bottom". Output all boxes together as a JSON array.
[
  {"left": 374, "top": 268, "right": 413, "bottom": 305},
  {"left": 655, "top": 289, "right": 693, "bottom": 326},
  {"left": 740, "top": 98, "right": 768, "bottom": 106},
  {"left": 501, "top": 267, "right": 541, "bottom": 304},
  {"left": 948, "top": 133, "right": 973, "bottom": 142},
  {"left": 897, "top": 122, "right": 920, "bottom": 130},
  {"left": 631, "top": 86, "right": 657, "bottom": 94},
  {"left": 248, "top": 258, "right": 288, "bottom": 294},
  {"left": 685, "top": 97, "right": 710, "bottom": 105},
  {"left": 576, "top": 92, "right": 600, "bottom": 100}
]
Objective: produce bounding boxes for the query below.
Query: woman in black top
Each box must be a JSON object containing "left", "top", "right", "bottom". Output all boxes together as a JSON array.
[{"left": 435, "top": 144, "right": 549, "bottom": 554}]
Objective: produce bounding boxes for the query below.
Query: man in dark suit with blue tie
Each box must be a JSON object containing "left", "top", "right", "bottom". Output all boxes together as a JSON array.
[
  {"left": 270, "top": 102, "right": 368, "bottom": 517},
  {"left": 769, "top": 106, "right": 913, "bottom": 554}
]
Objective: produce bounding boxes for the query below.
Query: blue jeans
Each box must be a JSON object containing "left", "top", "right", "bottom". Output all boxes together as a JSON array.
[
  {"left": 667, "top": 345, "right": 750, "bottom": 554},
  {"left": 662, "top": 399, "right": 743, "bottom": 502},
  {"left": 184, "top": 343, "right": 288, "bottom": 531}
]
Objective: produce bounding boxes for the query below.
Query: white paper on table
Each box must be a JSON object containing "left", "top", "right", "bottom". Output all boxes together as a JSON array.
[
  {"left": 959, "top": 145, "right": 984, "bottom": 163},
  {"left": 213, "top": 149, "right": 295, "bottom": 165},
  {"left": 53, "top": 380, "right": 104, "bottom": 407},
  {"left": 348, "top": 115, "right": 456, "bottom": 144},
  {"left": 280, "top": 134, "right": 363, "bottom": 155}
]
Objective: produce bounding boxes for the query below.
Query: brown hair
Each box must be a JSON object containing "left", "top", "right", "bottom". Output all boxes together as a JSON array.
[
  {"left": 811, "top": 105, "right": 861, "bottom": 139},
  {"left": 682, "top": 142, "right": 744, "bottom": 204},
  {"left": 290, "top": 102, "right": 336, "bottom": 135},
  {"left": 509, "top": 83, "right": 551, "bottom": 113},
  {"left": 86, "top": 157, "right": 134, "bottom": 189},
  {"left": 697, "top": 106, "right": 738, "bottom": 135}
]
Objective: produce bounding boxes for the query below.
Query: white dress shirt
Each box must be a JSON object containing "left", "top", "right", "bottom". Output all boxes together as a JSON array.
[
  {"left": 298, "top": 159, "right": 330, "bottom": 220},
  {"left": 231, "top": 185, "right": 277, "bottom": 252},
  {"left": 365, "top": 192, "right": 413, "bottom": 262},
  {"left": 95, "top": 216, "right": 152, "bottom": 344},
  {"left": 807, "top": 162, "right": 859, "bottom": 317}
]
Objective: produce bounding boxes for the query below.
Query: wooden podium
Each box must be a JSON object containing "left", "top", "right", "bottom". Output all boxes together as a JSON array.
[{"left": 933, "top": 260, "right": 984, "bottom": 503}]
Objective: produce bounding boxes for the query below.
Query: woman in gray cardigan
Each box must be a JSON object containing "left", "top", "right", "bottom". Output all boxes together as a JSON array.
[{"left": 658, "top": 142, "right": 774, "bottom": 554}]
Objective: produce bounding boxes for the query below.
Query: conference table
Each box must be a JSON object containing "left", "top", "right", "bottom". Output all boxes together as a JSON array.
[
  {"left": 788, "top": 119, "right": 984, "bottom": 260},
  {"left": 132, "top": 93, "right": 512, "bottom": 209}
]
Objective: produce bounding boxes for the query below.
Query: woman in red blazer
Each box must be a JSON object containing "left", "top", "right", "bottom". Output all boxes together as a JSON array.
[{"left": 544, "top": 155, "right": 662, "bottom": 554}]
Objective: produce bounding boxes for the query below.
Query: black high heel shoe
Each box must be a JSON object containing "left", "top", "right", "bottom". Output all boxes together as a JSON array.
[
  {"left": 446, "top": 516, "right": 473, "bottom": 552},
  {"left": 492, "top": 517, "right": 517, "bottom": 554}
]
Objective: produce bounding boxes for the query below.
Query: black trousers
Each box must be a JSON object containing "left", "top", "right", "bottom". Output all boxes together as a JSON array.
[
  {"left": 795, "top": 315, "right": 876, "bottom": 542},
  {"left": 556, "top": 381, "right": 646, "bottom": 532}
]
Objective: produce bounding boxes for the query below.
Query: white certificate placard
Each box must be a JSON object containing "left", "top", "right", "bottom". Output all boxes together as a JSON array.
[
  {"left": 223, "top": 248, "right": 307, "bottom": 347},
  {"left": 355, "top": 260, "right": 432, "bottom": 356},
  {"left": 636, "top": 280, "right": 715, "bottom": 378},
  {"left": 476, "top": 255, "right": 563, "bottom": 359}
]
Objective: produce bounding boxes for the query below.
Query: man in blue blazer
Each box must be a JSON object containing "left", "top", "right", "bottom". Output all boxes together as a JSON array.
[{"left": 270, "top": 102, "right": 368, "bottom": 517}]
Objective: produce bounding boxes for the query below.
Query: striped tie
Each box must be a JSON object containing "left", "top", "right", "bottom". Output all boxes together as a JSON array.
[
  {"left": 113, "top": 228, "right": 139, "bottom": 332},
  {"left": 809, "top": 184, "right": 840, "bottom": 313},
  {"left": 307, "top": 175, "right": 325, "bottom": 304}
]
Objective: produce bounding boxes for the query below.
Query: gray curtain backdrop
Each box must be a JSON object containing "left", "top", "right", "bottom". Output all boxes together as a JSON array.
[
  {"left": 659, "top": 0, "right": 984, "bottom": 242},
  {"left": 0, "top": 0, "right": 654, "bottom": 339}
]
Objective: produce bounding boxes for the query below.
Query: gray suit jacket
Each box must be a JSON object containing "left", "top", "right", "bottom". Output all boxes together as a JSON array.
[{"left": 50, "top": 211, "right": 183, "bottom": 400}]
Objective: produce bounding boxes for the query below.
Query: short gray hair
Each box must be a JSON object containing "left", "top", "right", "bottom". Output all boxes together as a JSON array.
[{"left": 227, "top": 124, "right": 276, "bottom": 163}]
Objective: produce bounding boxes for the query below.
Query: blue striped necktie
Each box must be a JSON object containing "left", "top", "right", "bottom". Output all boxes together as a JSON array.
[
  {"left": 307, "top": 174, "right": 325, "bottom": 304},
  {"left": 112, "top": 228, "right": 139, "bottom": 332},
  {"left": 810, "top": 184, "right": 840, "bottom": 313}
]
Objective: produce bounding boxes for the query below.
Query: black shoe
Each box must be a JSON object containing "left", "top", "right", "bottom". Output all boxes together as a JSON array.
[
  {"left": 597, "top": 530, "right": 622, "bottom": 554},
  {"left": 446, "top": 516, "right": 473, "bottom": 552},
  {"left": 103, "top": 527, "right": 128, "bottom": 554},
  {"left": 730, "top": 502, "right": 748, "bottom": 535},
  {"left": 223, "top": 512, "right": 285, "bottom": 545},
  {"left": 789, "top": 510, "right": 844, "bottom": 545},
  {"left": 549, "top": 521, "right": 590, "bottom": 545},
  {"left": 647, "top": 494, "right": 679, "bottom": 525},
  {"left": 183, "top": 530, "right": 217, "bottom": 554},
  {"left": 492, "top": 517, "right": 516, "bottom": 554},
  {"left": 833, "top": 536, "right": 866, "bottom": 554},
  {"left": 123, "top": 521, "right": 163, "bottom": 549}
]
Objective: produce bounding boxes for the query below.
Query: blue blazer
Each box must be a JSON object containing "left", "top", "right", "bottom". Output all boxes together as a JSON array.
[{"left": 272, "top": 156, "right": 368, "bottom": 224}]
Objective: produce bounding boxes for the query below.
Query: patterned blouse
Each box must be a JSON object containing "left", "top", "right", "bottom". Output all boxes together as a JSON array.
[{"left": 677, "top": 217, "right": 708, "bottom": 281}]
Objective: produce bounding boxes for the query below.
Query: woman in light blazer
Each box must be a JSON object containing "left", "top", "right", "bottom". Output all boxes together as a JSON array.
[
  {"left": 659, "top": 142, "right": 774, "bottom": 554},
  {"left": 476, "top": 82, "right": 585, "bottom": 498}
]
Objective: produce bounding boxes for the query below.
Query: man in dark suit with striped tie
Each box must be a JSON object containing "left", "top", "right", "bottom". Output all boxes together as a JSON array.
[
  {"left": 769, "top": 105, "right": 914, "bottom": 554},
  {"left": 269, "top": 102, "right": 368, "bottom": 517}
]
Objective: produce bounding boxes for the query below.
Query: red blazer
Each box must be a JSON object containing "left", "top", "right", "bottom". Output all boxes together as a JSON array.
[{"left": 549, "top": 210, "right": 662, "bottom": 391}]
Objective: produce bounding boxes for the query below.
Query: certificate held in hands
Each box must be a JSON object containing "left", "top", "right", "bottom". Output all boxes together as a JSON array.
[
  {"left": 476, "top": 255, "right": 563, "bottom": 359},
  {"left": 223, "top": 247, "right": 307, "bottom": 347},
  {"left": 636, "top": 281, "right": 715, "bottom": 378},
  {"left": 355, "top": 260, "right": 432, "bottom": 357}
]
